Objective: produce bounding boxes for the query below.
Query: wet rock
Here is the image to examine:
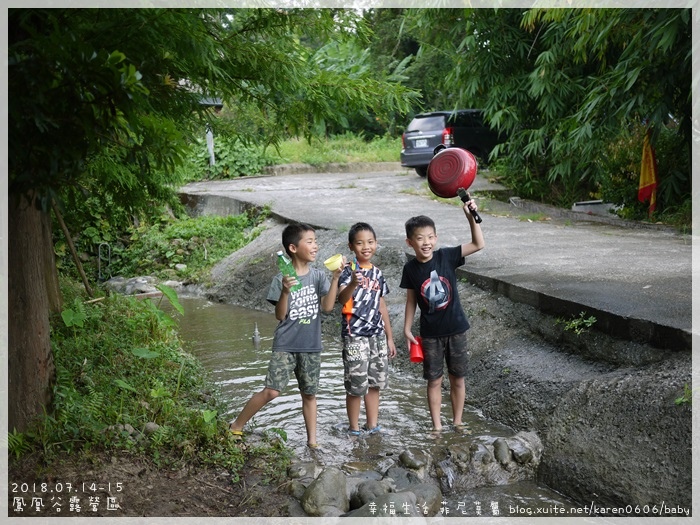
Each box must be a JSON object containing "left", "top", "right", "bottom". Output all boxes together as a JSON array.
[
  {"left": 345, "top": 470, "right": 385, "bottom": 507},
  {"left": 471, "top": 443, "right": 494, "bottom": 464},
  {"left": 435, "top": 459, "right": 456, "bottom": 493},
  {"left": 287, "top": 480, "right": 307, "bottom": 500},
  {"left": 288, "top": 461, "right": 322, "bottom": 482},
  {"left": 349, "top": 479, "right": 389, "bottom": 510},
  {"left": 493, "top": 437, "right": 512, "bottom": 465},
  {"left": 104, "top": 275, "right": 159, "bottom": 295},
  {"left": 384, "top": 466, "right": 420, "bottom": 491},
  {"left": 399, "top": 448, "right": 430, "bottom": 470},
  {"left": 507, "top": 431, "right": 542, "bottom": 464},
  {"left": 300, "top": 466, "right": 349, "bottom": 516},
  {"left": 398, "top": 448, "right": 431, "bottom": 481},
  {"left": 447, "top": 442, "right": 473, "bottom": 470},
  {"left": 408, "top": 482, "right": 442, "bottom": 516}
]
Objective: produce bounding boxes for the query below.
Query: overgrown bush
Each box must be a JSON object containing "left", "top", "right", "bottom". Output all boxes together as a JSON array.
[
  {"left": 11, "top": 279, "right": 247, "bottom": 474},
  {"left": 600, "top": 122, "right": 690, "bottom": 226},
  {"left": 183, "top": 134, "right": 275, "bottom": 180},
  {"left": 111, "top": 208, "right": 270, "bottom": 283}
]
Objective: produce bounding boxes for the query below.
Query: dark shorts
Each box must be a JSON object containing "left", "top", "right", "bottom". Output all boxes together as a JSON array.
[
  {"left": 422, "top": 331, "right": 469, "bottom": 381},
  {"left": 264, "top": 351, "right": 321, "bottom": 396}
]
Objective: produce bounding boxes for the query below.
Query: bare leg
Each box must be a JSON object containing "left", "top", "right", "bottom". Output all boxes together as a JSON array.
[
  {"left": 364, "top": 387, "right": 380, "bottom": 429},
  {"left": 448, "top": 374, "right": 465, "bottom": 426},
  {"left": 301, "top": 393, "right": 317, "bottom": 446},
  {"left": 229, "top": 387, "right": 279, "bottom": 432},
  {"left": 427, "top": 377, "right": 443, "bottom": 431},
  {"left": 346, "top": 394, "right": 362, "bottom": 431}
]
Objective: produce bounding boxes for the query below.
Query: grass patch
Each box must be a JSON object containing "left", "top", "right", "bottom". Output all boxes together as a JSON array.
[
  {"left": 112, "top": 208, "right": 270, "bottom": 284},
  {"left": 519, "top": 212, "right": 551, "bottom": 222},
  {"left": 266, "top": 132, "right": 400, "bottom": 165}
]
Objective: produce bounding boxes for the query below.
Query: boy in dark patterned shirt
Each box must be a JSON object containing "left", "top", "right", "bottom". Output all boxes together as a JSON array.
[{"left": 337, "top": 222, "right": 396, "bottom": 436}]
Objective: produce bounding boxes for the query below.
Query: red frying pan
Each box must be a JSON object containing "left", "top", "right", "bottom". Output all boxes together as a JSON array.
[{"left": 427, "top": 146, "right": 482, "bottom": 222}]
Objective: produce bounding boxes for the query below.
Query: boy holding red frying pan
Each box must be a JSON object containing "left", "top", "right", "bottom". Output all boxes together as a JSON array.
[{"left": 400, "top": 197, "right": 484, "bottom": 433}]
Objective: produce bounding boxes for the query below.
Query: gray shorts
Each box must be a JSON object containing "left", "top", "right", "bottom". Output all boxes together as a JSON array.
[
  {"left": 264, "top": 351, "right": 321, "bottom": 396},
  {"left": 422, "top": 331, "right": 469, "bottom": 381},
  {"left": 342, "top": 335, "right": 389, "bottom": 396}
]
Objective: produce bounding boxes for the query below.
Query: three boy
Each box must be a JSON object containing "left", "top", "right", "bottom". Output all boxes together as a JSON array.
[{"left": 230, "top": 195, "right": 483, "bottom": 443}]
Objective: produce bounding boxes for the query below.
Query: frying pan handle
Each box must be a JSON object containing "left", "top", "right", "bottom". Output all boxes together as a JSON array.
[{"left": 457, "top": 188, "right": 483, "bottom": 223}]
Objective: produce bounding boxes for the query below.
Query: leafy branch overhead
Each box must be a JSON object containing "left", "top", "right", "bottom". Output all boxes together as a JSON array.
[{"left": 9, "top": 8, "right": 419, "bottom": 207}]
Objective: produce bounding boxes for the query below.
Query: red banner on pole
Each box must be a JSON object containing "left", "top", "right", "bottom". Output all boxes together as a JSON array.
[{"left": 638, "top": 130, "right": 658, "bottom": 216}]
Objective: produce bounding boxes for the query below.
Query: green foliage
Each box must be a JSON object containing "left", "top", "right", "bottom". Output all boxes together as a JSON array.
[
  {"left": 248, "top": 428, "right": 294, "bottom": 485},
  {"left": 61, "top": 298, "right": 88, "bottom": 329},
  {"left": 12, "top": 278, "right": 254, "bottom": 474},
  {"left": 156, "top": 283, "right": 184, "bottom": 316},
  {"left": 10, "top": 6, "right": 419, "bottom": 274},
  {"left": 674, "top": 384, "right": 693, "bottom": 406},
  {"left": 267, "top": 132, "right": 400, "bottom": 165},
  {"left": 112, "top": 209, "right": 269, "bottom": 282},
  {"left": 403, "top": 8, "right": 691, "bottom": 219},
  {"left": 194, "top": 135, "right": 273, "bottom": 180},
  {"left": 601, "top": 121, "right": 690, "bottom": 224},
  {"left": 557, "top": 312, "right": 597, "bottom": 335},
  {"left": 8, "top": 429, "right": 33, "bottom": 459}
]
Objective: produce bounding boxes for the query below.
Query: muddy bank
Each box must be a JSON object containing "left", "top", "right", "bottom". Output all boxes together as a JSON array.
[{"left": 204, "top": 220, "right": 692, "bottom": 512}]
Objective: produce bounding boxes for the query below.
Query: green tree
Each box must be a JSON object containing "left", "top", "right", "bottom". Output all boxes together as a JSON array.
[
  {"left": 8, "top": 7, "right": 418, "bottom": 431},
  {"left": 405, "top": 8, "right": 691, "bottom": 210}
]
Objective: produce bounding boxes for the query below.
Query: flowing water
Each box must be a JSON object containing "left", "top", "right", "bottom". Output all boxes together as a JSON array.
[{"left": 173, "top": 296, "right": 580, "bottom": 516}]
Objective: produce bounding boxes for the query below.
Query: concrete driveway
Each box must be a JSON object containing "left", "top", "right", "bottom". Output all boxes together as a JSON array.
[{"left": 180, "top": 168, "right": 693, "bottom": 350}]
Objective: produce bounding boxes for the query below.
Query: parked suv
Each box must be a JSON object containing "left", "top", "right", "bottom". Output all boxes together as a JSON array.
[{"left": 400, "top": 109, "right": 505, "bottom": 176}]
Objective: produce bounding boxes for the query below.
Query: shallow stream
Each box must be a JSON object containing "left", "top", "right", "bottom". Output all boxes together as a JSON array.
[{"left": 174, "top": 296, "right": 580, "bottom": 517}]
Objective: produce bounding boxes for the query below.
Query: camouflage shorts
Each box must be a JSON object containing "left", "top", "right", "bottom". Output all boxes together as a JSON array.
[
  {"left": 342, "top": 335, "right": 389, "bottom": 396},
  {"left": 422, "top": 330, "right": 469, "bottom": 381},
  {"left": 264, "top": 351, "right": 321, "bottom": 396}
]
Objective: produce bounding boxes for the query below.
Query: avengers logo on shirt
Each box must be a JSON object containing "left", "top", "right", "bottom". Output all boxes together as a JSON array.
[{"left": 420, "top": 270, "right": 452, "bottom": 314}]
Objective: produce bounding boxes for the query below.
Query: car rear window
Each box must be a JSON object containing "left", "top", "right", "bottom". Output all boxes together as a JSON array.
[{"left": 406, "top": 115, "right": 446, "bottom": 132}]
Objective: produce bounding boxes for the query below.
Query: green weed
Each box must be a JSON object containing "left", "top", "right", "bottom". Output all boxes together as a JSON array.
[
  {"left": 519, "top": 213, "right": 551, "bottom": 222},
  {"left": 675, "top": 384, "right": 694, "bottom": 406},
  {"left": 557, "top": 311, "right": 597, "bottom": 335}
]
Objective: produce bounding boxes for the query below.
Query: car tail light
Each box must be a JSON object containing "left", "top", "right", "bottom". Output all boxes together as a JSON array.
[
  {"left": 442, "top": 127, "right": 454, "bottom": 146},
  {"left": 401, "top": 133, "right": 406, "bottom": 149}
]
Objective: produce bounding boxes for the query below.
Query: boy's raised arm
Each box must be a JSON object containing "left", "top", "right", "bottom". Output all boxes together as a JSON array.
[
  {"left": 321, "top": 268, "right": 343, "bottom": 312},
  {"left": 275, "top": 277, "right": 292, "bottom": 321},
  {"left": 461, "top": 200, "right": 485, "bottom": 258}
]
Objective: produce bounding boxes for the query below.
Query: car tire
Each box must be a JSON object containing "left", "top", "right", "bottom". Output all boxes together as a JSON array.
[{"left": 415, "top": 166, "right": 428, "bottom": 177}]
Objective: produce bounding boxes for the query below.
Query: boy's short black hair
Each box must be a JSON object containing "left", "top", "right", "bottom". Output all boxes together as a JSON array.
[
  {"left": 405, "top": 215, "right": 436, "bottom": 239},
  {"left": 282, "top": 222, "right": 315, "bottom": 257},
  {"left": 348, "top": 222, "right": 376, "bottom": 244}
]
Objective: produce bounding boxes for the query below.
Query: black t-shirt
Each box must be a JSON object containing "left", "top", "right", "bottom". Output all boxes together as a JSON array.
[{"left": 399, "top": 246, "right": 470, "bottom": 338}]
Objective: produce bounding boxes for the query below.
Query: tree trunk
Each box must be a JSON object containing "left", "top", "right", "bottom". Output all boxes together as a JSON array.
[
  {"left": 8, "top": 191, "right": 56, "bottom": 432},
  {"left": 42, "top": 200, "right": 62, "bottom": 314}
]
